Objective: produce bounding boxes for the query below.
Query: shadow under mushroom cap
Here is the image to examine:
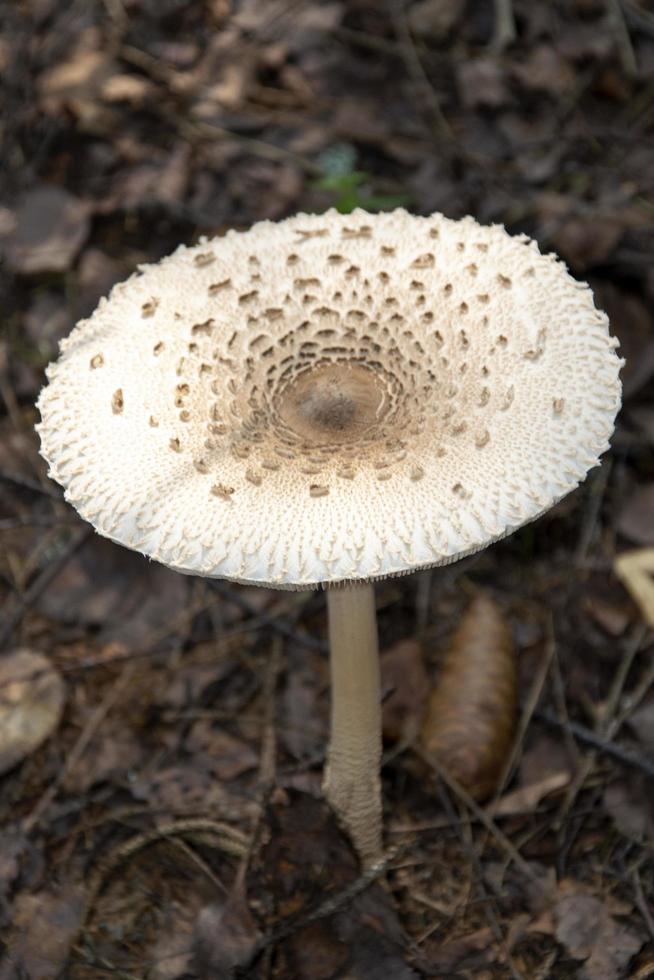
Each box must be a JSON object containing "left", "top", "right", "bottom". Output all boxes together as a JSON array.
[{"left": 37, "top": 209, "right": 623, "bottom": 588}]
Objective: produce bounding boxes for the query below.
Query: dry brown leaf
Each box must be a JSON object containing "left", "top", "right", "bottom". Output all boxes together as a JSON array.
[
  {"left": 0, "top": 650, "right": 65, "bottom": 776},
  {"left": 147, "top": 899, "right": 201, "bottom": 979},
  {"left": 185, "top": 724, "right": 259, "bottom": 780},
  {"left": 617, "top": 485, "right": 654, "bottom": 546},
  {"left": 381, "top": 639, "right": 429, "bottom": 741},
  {"left": 456, "top": 58, "right": 509, "bottom": 109},
  {"left": 614, "top": 549, "right": 654, "bottom": 628},
  {"left": 489, "top": 770, "right": 571, "bottom": 817},
  {"left": 419, "top": 594, "right": 516, "bottom": 799},
  {"left": 408, "top": 0, "right": 466, "bottom": 39},
  {"left": 512, "top": 45, "right": 576, "bottom": 96},
  {"left": 603, "top": 776, "right": 654, "bottom": 841},
  {"left": 38, "top": 47, "right": 113, "bottom": 112},
  {"left": 554, "top": 887, "right": 643, "bottom": 980},
  {"left": 1, "top": 185, "right": 90, "bottom": 275},
  {"left": 1, "top": 884, "right": 86, "bottom": 980},
  {"left": 193, "top": 894, "right": 262, "bottom": 977}
]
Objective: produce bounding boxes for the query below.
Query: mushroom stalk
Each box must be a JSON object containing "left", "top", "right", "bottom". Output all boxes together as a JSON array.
[{"left": 324, "top": 582, "right": 383, "bottom": 867}]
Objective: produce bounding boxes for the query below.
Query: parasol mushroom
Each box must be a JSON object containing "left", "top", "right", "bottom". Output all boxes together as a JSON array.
[{"left": 36, "top": 209, "right": 622, "bottom": 867}]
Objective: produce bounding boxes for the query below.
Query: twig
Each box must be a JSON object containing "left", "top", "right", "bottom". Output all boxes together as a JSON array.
[
  {"left": 169, "top": 836, "right": 229, "bottom": 896},
  {"left": 475, "top": 621, "right": 556, "bottom": 867},
  {"left": 491, "top": 0, "right": 517, "bottom": 51},
  {"left": 414, "top": 569, "right": 433, "bottom": 635},
  {"left": 549, "top": 637, "right": 583, "bottom": 766},
  {"left": 632, "top": 867, "right": 654, "bottom": 941},
  {"left": 21, "top": 663, "right": 137, "bottom": 834},
  {"left": 414, "top": 745, "right": 546, "bottom": 891},
  {"left": 332, "top": 25, "right": 405, "bottom": 57},
  {"left": 0, "top": 470, "right": 61, "bottom": 500},
  {"left": 233, "top": 637, "right": 282, "bottom": 893},
  {"left": 211, "top": 581, "right": 327, "bottom": 653},
  {"left": 574, "top": 461, "right": 612, "bottom": 567},
  {"left": 622, "top": 0, "right": 654, "bottom": 40},
  {"left": 118, "top": 44, "right": 321, "bottom": 176},
  {"left": 0, "top": 525, "right": 93, "bottom": 650},
  {"left": 608, "top": 0, "right": 638, "bottom": 77},
  {"left": 390, "top": 0, "right": 453, "bottom": 143},
  {"left": 496, "top": 619, "right": 556, "bottom": 795},
  {"left": 555, "top": 623, "right": 650, "bottom": 824},
  {"left": 0, "top": 515, "right": 80, "bottom": 531},
  {"left": 535, "top": 705, "right": 654, "bottom": 780},
  {"left": 101, "top": 0, "right": 127, "bottom": 30}
]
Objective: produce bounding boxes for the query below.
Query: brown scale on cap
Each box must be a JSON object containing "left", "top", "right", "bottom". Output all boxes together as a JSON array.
[{"left": 37, "top": 209, "right": 622, "bottom": 587}]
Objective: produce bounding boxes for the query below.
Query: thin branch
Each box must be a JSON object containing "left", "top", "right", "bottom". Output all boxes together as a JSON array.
[
  {"left": 608, "top": 0, "right": 638, "bottom": 77},
  {"left": 21, "top": 662, "right": 136, "bottom": 834},
  {"left": 390, "top": 0, "right": 453, "bottom": 143},
  {"left": 0, "top": 470, "right": 61, "bottom": 500},
  {"left": 535, "top": 705, "right": 654, "bottom": 780},
  {"left": 491, "top": 0, "right": 517, "bottom": 52},
  {"left": 414, "top": 745, "right": 546, "bottom": 892},
  {"left": 0, "top": 525, "right": 94, "bottom": 650},
  {"left": 210, "top": 581, "right": 327, "bottom": 653}
]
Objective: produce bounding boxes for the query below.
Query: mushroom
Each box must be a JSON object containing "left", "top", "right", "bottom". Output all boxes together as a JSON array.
[{"left": 36, "top": 209, "right": 622, "bottom": 867}]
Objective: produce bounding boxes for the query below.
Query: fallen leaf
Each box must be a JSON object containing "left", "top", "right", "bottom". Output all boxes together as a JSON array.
[
  {"left": 489, "top": 770, "right": 571, "bottom": 817},
  {"left": 456, "top": 58, "right": 508, "bottom": 108},
  {"left": 281, "top": 667, "right": 326, "bottom": 760},
  {"left": 0, "top": 650, "right": 65, "bottom": 776},
  {"left": 62, "top": 726, "right": 144, "bottom": 794},
  {"left": 512, "top": 45, "right": 576, "bottom": 96},
  {"left": 0, "top": 185, "right": 90, "bottom": 274},
  {"left": 626, "top": 695, "right": 654, "bottom": 751},
  {"left": 100, "top": 72, "right": 157, "bottom": 104},
  {"left": 250, "top": 791, "right": 417, "bottom": 979},
  {"left": 583, "top": 596, "right": 631, "bottom": 636},
  {"left": 106, "top": 142, "right": 191, "bottom": 212},
  {"left": 552, "top": 216, "right": 623, "bottom": 271},
  {"left": 0, "top": 832, "right": 44, "bottom": 930},
  {"left": 625, "top": 404, "right": 654, "bottom": 447},
  {"left": 603, "top": 777, "right": 654, "bottom": 842},
  {"left": 74, "top": 248, "right": 128, "bottom": 320},
  {"left": 557, "top": 22, "right": 615, "bottom": 61},
  {"left": 130, "top": 761, "right": 259, "bottom": 819},
  {"left": 515, "top": 734, "right": 575, "bottom": 796},
  {"left": 419, "top": 594, "right": 516, "bottom": 799},
  {"left": 381, "top": 639, "right": 429, "bottom": 741},
  {"left": 146, "top": 896, "right": 203, "bottom": 979},
  {"left": 38, "top": 45, "right": 113, "bottom": 113},
  {"left": 594, "top": 284, "right": 654, "bottom": 399},
  {"left": 160, "top": 659, "right": 238, "bottom": 712},
  {"left": 422, "top": 926, "right": 495, "bottom": 974},
  {"left": 22, "top": 291, "right": 71, "bottom": 354},
  {"left": 617, "top": 484, "right": 654, "bottom": 546},
  {"left": 1, "top": 885, "right": 86, "bottom": 980},
  {"left": 193, "top": 894, "right": 262, "bottom": 977},
  {"left": 614, "top": 549, "right": 654, "bottom": 628},
  {"left": 185, "top": 724, "right": 259, "bottom": 780},
  {"left": 554, "top": 889, "right": 643, "bottom": 979},
  {"left": 408, "top": 0, "right": 466, "bottom": 39},
  {"left": 36, "top": 535, "right": 188, "bottom": 647}
]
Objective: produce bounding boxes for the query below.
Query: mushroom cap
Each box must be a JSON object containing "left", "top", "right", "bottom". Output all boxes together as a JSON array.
[{"left": 37, "top": 209, "right": 622, "bottom": 588}]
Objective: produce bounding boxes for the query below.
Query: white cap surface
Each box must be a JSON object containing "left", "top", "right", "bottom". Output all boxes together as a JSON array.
[{"left": 37, "top": 209, "right": 622, "bottom": 587}]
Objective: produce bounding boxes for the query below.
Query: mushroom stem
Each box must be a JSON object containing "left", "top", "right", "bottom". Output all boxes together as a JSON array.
[{"left": 324, "top": 582, "right": 383, "bottom": 867}]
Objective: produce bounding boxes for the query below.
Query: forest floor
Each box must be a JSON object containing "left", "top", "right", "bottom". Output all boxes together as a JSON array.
[{"left": 1, "top": 1, "right": 654, "bottom": 977}]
